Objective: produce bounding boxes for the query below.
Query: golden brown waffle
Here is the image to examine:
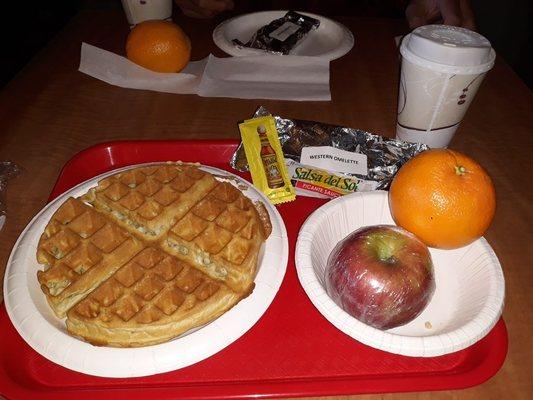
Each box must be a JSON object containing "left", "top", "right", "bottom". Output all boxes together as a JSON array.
[{"left": 36, "top": 163, "right": 271, "bottom": 347}]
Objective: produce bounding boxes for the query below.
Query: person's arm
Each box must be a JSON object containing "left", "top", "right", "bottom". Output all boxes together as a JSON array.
[
  {"left": 406, "top": 0, "right": 476, "bottom": 30},
  {"left": 174, "top": 0, "right": 234, "bottom": 18}
]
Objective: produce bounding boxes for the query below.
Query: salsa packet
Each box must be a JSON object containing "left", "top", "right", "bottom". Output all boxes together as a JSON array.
[
  {"left": 232, "top": 11, "right": 320, "bottom": 55},
  {"left": 286, "top": 159, "right": 378, "bottom": 199},
  {"left": 239, "top": 116, "right": 296, "bottom": 205}
]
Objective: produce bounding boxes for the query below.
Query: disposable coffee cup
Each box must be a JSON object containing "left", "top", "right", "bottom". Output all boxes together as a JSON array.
[
  {"left": 121, "top": 0, "right": 172, "bottom": 26},
  {"left": 396, "top": 25, "right": 495, "bottom": 148}
]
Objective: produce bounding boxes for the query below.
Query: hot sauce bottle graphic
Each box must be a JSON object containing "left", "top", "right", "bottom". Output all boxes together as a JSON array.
[{"left": 258, "top": 124, "right": 284, "bottom": 188}]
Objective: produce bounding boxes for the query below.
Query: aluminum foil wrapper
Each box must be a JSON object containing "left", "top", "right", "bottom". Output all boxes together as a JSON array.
[
  {"left": 232, "top": 11, "right": 320, "bottom": 55},
  {"left": 0, "top": 161, "right": 21, "bottom": 231},
  {"left": 230, "top": 107, "right": 429, "bottom": 190}
]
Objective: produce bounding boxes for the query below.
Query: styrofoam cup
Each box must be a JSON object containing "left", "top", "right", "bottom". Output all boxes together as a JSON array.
[
  {"left": 396, "top": 25, "right": 495, "bottom": 148},
  {"left": 121, "top": 0, "right": 172, "bottom": 26}
]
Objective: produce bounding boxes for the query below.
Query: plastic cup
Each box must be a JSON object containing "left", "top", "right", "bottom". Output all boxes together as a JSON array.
[
  {"left": 396, "top": 25, "right": 495, "bottom": 148},
  {"left": 121, "top": 0, "right": 172, "bottom": 26}
]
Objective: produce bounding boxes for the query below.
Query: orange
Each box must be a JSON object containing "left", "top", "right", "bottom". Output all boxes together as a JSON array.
[
  {"left": 389, "top": 149, "right": 496, "bottom": 249},
  {"left": 126, "top": 20, "right": 191, "bottom": 73}
]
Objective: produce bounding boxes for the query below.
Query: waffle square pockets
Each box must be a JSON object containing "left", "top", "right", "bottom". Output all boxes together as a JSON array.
[{"left": 36, "top": 163, "right": 271, "bottom": 347}]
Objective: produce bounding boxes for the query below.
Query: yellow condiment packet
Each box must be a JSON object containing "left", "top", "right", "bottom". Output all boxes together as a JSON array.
[{"left": 239, "top": 116, "right": 296, "bottom": 205}]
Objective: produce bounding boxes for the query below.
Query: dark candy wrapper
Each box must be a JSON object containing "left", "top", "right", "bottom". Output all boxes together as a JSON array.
[
  {"left": 232, "top": 11, "right": 320, "bottom": 55},
  {"left": 230, "top": 107, "right": 429, "bottom": 191}
]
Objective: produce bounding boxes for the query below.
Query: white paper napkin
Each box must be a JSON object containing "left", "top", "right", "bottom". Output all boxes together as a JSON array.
[{"left": 79, "top": 43, "right": 331, "bottom": 101}]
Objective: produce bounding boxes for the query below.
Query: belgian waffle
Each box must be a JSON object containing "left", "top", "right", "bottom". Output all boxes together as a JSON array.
[{"left": 36, "top": 163, "right": 271, "bottom": 347}]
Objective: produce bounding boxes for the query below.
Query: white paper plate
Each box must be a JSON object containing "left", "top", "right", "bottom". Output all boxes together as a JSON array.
[
  {"left": 4, "top": 164, "right": 288, "bottom": 377},
  {"left": 213, "top": 11, "right": 354, "bottom": 60},
  {"left": 295, "top": 191, "right": 505, "bottom": 357}
]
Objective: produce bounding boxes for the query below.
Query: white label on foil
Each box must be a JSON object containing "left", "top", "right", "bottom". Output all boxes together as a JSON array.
[
  {"left": 269, "top": 22, "right": 300, "bottom": 41},
  {"left": 300, "top": 146, "right": 368, "bottom": 176}
]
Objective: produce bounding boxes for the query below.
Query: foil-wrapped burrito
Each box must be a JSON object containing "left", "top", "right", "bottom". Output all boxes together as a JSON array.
[
  {"left": 231, "top": 107, "right": 428, "bottom": 194},
  {"left": 232, "top": 11, "right": 320, "bottom": 55}
]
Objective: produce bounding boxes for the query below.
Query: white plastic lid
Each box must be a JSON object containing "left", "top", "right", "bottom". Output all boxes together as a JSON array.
[
  {"left": 401, "top": 25, "right": 495, "bottom": 74},
  {"left": 409, "top": 25, "right": 492, "bottom": 66}
]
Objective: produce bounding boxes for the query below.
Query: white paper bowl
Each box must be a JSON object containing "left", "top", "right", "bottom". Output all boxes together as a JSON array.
[
  {"left": 295, "top": 191, "right": 505, "bottom": 357},
  {"left": 213, "top": 11, "right": 354, "bottom": 60}
]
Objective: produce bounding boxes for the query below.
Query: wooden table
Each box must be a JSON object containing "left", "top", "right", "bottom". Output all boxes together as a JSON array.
[{"left": 0, "top": 9, "right": 531, "bottom": 400}]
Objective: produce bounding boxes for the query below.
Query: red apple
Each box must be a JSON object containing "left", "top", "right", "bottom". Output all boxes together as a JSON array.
[{"left": 325, "top": 225, "right": 435, "bottom": 330}]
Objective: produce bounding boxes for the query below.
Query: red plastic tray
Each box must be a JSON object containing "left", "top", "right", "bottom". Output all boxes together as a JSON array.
[{"left": 0, "top": 140, "right": 508, "bottom": 399}]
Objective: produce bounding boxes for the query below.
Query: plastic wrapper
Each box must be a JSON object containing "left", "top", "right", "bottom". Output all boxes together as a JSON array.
[
  {"left": 232, "top": 11, "right": 320, "bottom": 55},
  {"left": 324, "top": 225, "right": 436, "bottom": 330},
  {"left": 0, "top": 161, "right": 21, "bottom": 231},
  {"left": 230, "top": 107, "right": 429, "bottom": 192}
]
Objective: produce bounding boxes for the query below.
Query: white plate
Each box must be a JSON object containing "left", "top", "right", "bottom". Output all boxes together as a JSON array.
[
  {"left": 295, "top": 191, "right": 505, "bottom": 357},
  {"left": 213, "top": 11, "right": 354, "bottom": 60},
  {"left": 4, "top": 164, "right": 288, "bottom": 377}
]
